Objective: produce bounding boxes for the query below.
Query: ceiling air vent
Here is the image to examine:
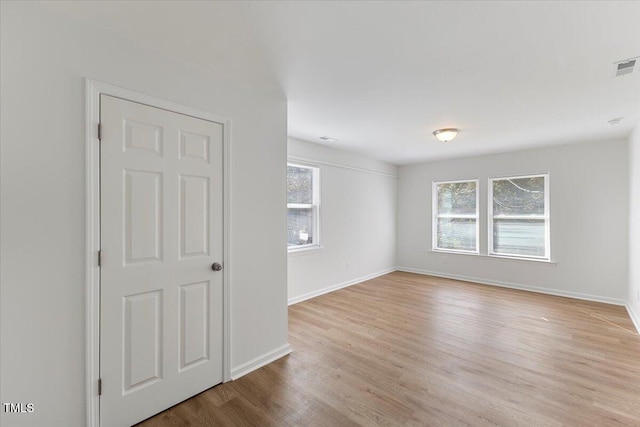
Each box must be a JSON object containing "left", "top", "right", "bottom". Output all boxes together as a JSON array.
[
  {"left": 319, "top": 136, "right": 338, "bottom": 142},
  {"left": 613, "top": 58, "right": 638, "bottom": 77}
]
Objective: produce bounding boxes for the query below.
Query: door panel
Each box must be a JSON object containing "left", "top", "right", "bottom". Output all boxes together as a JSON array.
[
  {"left": 123, "top": 119, "right": 163, "bottom": 155},
  {"left": 179, "top": 131, "right": 210, "bottom": 162},
  {"left": 124, "top": 170, "right": 163, "bottom": 264},
  {"left": 123, "top": 290, "right": 163, "bottom": 392},
  {"left": 179, "top": 281, "right": 210, "bottom": 370},
  {"left": 100, "top": 95, "right": 224, "bottom": 427},
  {"left": 180, "top": 175, "right": 210, "bottom": 258}
]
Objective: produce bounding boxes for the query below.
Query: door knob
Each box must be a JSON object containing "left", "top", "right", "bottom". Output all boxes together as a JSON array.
[{"left": 211, "top": 262, "right": 223, "bottom": 271}]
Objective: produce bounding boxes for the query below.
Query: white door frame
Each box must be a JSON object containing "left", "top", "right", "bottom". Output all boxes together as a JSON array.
[{"left": 85, "top": 79, "right": 232, "bottom": 427}]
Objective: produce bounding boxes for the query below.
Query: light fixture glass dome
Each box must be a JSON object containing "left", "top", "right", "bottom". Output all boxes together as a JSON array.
[{"left": 433, "top": 128, "right": 458, "bottom": 142}]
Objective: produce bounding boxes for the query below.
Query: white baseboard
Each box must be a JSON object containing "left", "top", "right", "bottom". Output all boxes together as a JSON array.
[
  {"left": 397, "top": 267, "right": 628, "bottom": 306},
  {"left": 230, "top": 343, "right": 292, "bottom": 380},
  {"left": 627, "top": 304, "right": 640, "bottom": 335},
  {"left": 288, "top": 267, "right": 397, "bottom": 305}
]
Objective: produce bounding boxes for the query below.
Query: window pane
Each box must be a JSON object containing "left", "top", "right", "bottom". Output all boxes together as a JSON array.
[
  {"left": 493, "top": 218, "right": 545, "bottom": 256},
  {"left": 288, "top": 208, "right": 314, "bottom": 246},
  {"left": 437, "top": 218, "right": 476, "bottom": 251},
  {"left": 287, "top": 166, "right": 313, "bottom": 204},
  {"left": 437, "top": 181, "right": 477, "bottom": 215},
  {"left": 493, "top": 176, "right": 544, "bottom": 216}
]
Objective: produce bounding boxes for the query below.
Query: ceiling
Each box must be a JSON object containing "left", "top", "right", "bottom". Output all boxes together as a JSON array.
[{"left": 50, "top": 1, "right": 640, "bottom": 165}]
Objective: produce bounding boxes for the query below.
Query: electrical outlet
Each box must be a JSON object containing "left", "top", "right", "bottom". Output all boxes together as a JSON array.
[{"left": 346, "top": 261, "right": 350, "bottom": 270}]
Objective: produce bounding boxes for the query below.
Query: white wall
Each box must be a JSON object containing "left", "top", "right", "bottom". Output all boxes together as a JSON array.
[
  {"left": 0, "top": 3, "right": 288, "bottom": 426},
  {"left": 397, "top": 139, "right": 629, "bottom": 304},
  {"left": 628, "top": 123, "right": 640, "bottom": 332},
  {"left": 287, "top": 137, "right": 397, "bottom": 303}
]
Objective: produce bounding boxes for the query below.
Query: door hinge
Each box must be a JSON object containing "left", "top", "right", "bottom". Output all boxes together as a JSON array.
[
  {"left": 98, "top": 123, "right": 102, "bottom": 141},
  {"left": 98, "top": 378, "right": 102, "bottom": 396},
  {"left": 97, "top": 250, "right": 102, "bottom": 267}
]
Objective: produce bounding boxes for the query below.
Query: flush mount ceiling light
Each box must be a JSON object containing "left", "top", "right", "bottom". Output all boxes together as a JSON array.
[{"left": 433, "top": 128, "right": 458, "bottom": 143}]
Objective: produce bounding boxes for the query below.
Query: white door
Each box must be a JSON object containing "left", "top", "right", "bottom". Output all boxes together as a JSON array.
[{"left": 100, "top": 95, "right": 224, "bottom": 426}]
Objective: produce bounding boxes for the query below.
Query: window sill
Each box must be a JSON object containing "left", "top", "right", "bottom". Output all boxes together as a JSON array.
[
  {"left": 432, "top": 248, "right": 479, "bottom": 256},
  {"left": 430, "top": 250, "right": 556, "bottom": 265},
  {"left": 288, "top": 245, "right": 323, "bottom": 257}
]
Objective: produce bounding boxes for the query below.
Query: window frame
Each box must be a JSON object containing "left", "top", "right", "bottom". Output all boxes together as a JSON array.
[
  {"left": 287, "top": 162, "right": 321, "bottom": 252},
  {"left": 488, "top": 173, "right": 550, "bottom": 261},
  {"left": 432, "top": 178, "right": 480, "bottom": 254}
]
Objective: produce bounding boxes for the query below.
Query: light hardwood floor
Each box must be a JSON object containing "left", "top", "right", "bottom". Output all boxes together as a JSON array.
[{"left": 138, "top": 271, "right": 640, "bottom": 426}]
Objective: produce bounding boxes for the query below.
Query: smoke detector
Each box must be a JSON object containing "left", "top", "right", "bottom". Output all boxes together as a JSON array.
[{"left": 613, "top": 58, "right": 638, "bottom": 77}]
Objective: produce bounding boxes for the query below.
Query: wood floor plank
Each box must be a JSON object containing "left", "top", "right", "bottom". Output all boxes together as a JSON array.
[{"left": 137, "top": 272, "right": 640, "bottom": 426}]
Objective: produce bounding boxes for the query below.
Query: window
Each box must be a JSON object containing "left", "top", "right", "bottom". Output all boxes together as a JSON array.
[
  {"left": 489, "top": 174, "right": 549, "bottom": 259},
  {"left": 433, "top": 180, "right": 479, "bottom": 253},
  {"left": 287, "top": 163, "right": 320, "bottom": 251}
]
